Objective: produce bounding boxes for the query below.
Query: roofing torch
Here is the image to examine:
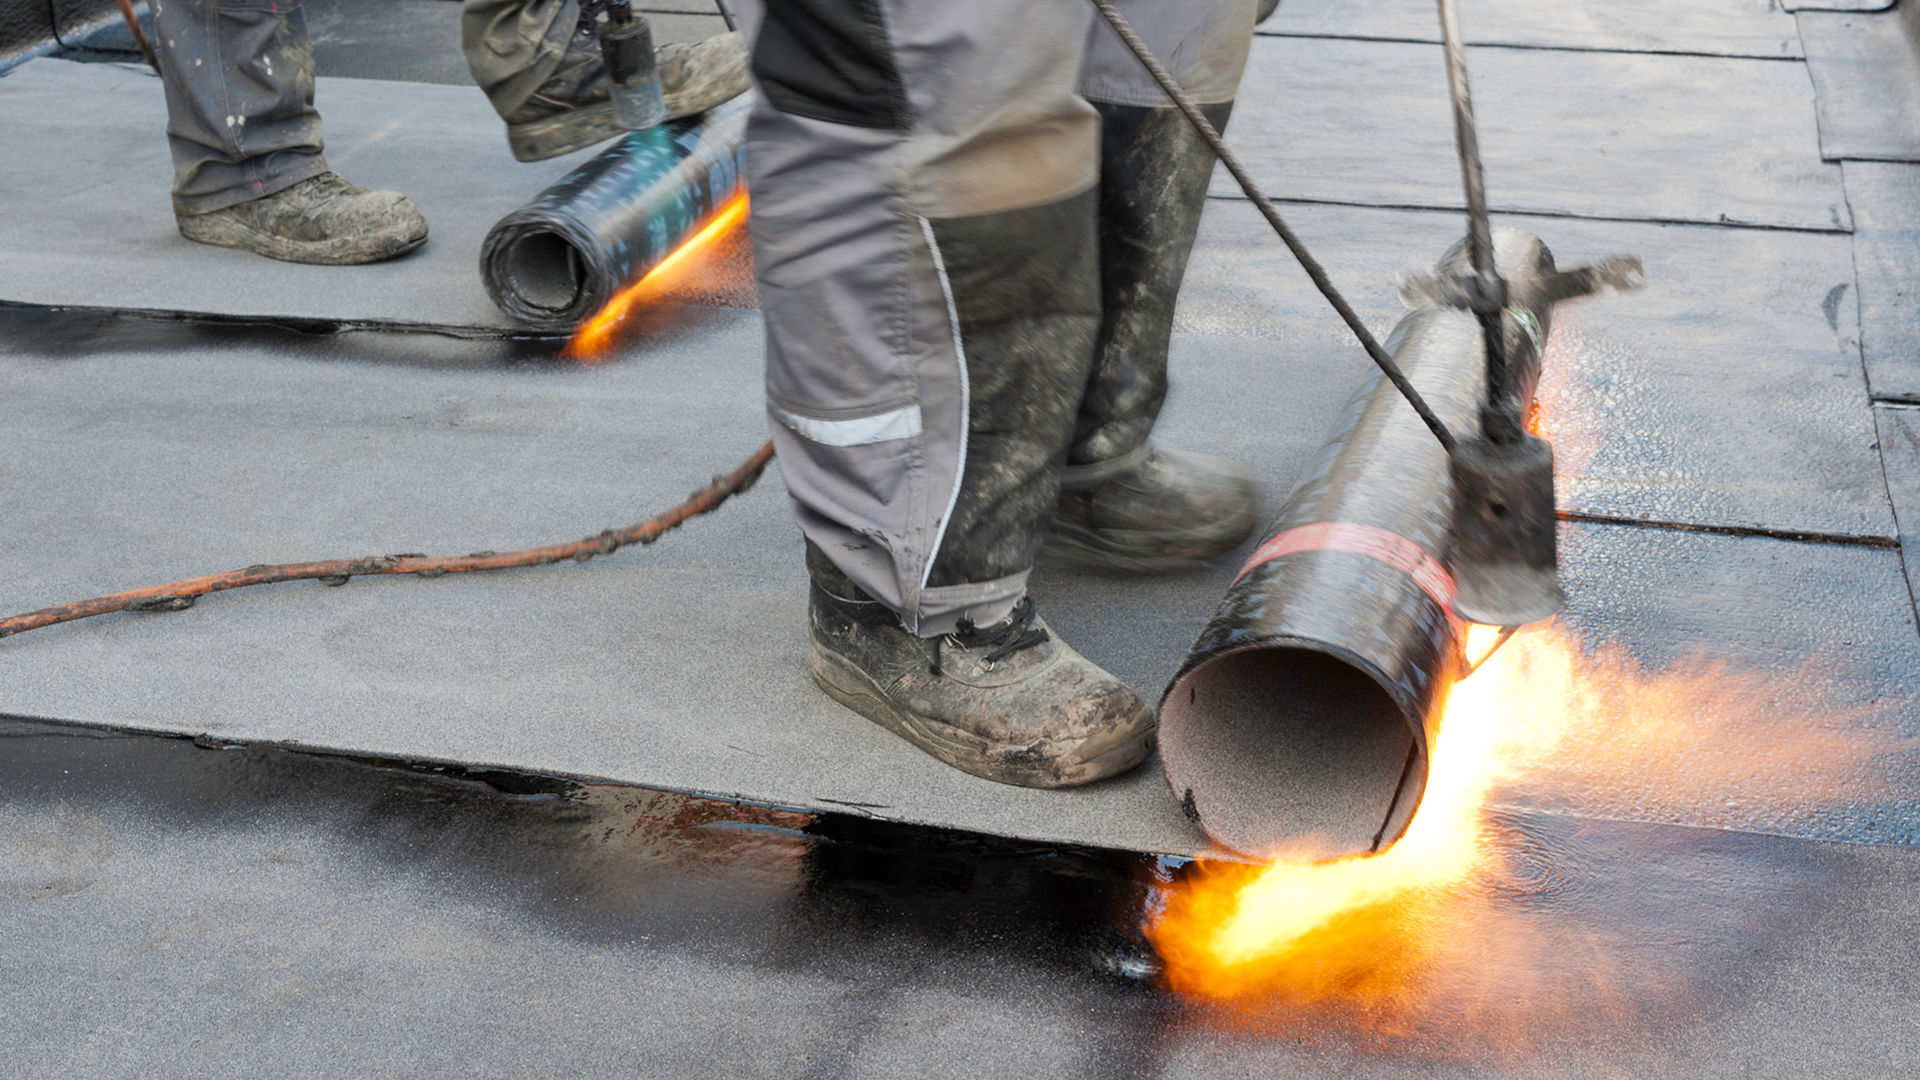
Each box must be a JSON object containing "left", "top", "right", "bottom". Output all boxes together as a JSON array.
[
  {"left": 1401, "top": 0, "right": 1644, "bottom": 625},
  {"left": 593, "top": 0, "right": 667, "bottom": 130}
]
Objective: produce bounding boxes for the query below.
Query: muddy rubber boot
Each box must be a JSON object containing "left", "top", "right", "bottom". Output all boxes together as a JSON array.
[
  {"left": 504, "top": 30, "right": 749, "bottom": 163},
  {"left": 175, "top": 172, "right": 428, "bottom": 265},
  {"left": 1047, "top": 445, "right": 1261, "bottom": 573},
  {"left": 805, "top": 545, "right": 1156, "bottom": 789},
  {"left": 1049, "top": 98, "right": 1260, "bottom": 572}
]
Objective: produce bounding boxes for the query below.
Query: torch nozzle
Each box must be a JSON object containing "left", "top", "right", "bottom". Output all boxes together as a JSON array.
[{"left": 599, "top": 1, "right": 667, "bottom": 131}]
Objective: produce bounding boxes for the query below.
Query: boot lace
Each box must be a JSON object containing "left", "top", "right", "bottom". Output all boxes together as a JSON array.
[{"left": 931, "top": 597, "right": 1049, "bottom": 676}]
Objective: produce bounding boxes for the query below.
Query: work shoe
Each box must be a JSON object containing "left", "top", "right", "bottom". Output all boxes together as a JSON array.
[
  {"left": 1046, "top": 446, "right": 1263, "bottom": 574},
  {"left": 805, "top": 547, "right": 1157, "bottom": 789},
  {"left": 175, "top": 172, "right": 428, "bottom": 265},
  {"left": 505, "top": 30, "right": 749, "bottom": 162}
]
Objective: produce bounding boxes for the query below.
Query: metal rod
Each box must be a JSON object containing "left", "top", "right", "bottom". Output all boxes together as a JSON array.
[
  {"left": 113, "top": 0, "right": 160, "bottom": 74},
  {"left": 1087, "top": 0, "right": 1458, "bottom": 455},
  {"left": 1434, "top": 0, "right": 1521, "bottom": 445},
  {"left": 712, "top": 0, "right": 737, "bottom": 32}
]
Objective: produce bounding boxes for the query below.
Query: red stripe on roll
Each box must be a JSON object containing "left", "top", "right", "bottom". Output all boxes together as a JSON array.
[{"left": 1235, "top": 522, "right": 1458, "bottom": 611}]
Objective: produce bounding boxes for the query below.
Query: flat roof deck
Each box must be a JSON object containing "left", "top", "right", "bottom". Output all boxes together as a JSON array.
[{"left": 6, "top": 1, "right": 1920, "bottom": 1073}]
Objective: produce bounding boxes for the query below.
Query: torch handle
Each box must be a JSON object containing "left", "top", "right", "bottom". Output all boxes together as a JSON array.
[{"left": 1435, "top": 0, "right": 1521, "bottom": 445}]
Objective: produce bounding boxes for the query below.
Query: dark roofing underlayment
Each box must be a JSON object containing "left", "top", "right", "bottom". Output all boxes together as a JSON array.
[
  {"left": 5, "top": 714, "right": 1918, "bottom": 1078},
  {"left": 5, "top": 1, "right": 1920, "bottom": 1074}
]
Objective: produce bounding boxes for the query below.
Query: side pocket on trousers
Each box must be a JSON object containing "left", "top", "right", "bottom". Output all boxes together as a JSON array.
[{"left": 751, "top": 0, "right": 907, "bottom": 129}]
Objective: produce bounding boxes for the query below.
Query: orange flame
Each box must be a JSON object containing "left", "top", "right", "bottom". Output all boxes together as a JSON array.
[
  {"left": 1146, "top": 621, "right": 1903, "bottom": 1027},
  {"left": 563, "top": 191, "right": 751, "bottom": 360}
]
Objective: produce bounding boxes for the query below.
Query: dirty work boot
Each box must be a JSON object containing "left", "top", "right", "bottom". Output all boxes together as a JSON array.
[
  {"left": 505, "top": 30, "right": 749, "bottom": 162},
  {"left": 175, "top": 172, "right": 428, "bottom": 265},
  {"left": 1047, "top": 445, "right": 1262, "bottom": 574},
  {"left": 805, "top": 547, "right": 1156, "bottom": 789}
]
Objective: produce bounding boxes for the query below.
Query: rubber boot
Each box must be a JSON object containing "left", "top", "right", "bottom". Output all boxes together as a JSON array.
[
  {"left": 1046, "top": 101, "right": 1261, "bottom": 572},
  {"left": 501, "top": 25, "right": 749, "bottom": 162},
  {"left": 176, "top": 172, "right": 428, "bottom": 265},
  {"left": 805, "top": 544, "right": 1156, "bottom": 789},
  {"left": 1051, "top": 445, "right": 1262, "bottom": 574}
]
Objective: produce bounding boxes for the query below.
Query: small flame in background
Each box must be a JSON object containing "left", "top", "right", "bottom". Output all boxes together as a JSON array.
[
  {"left": 1145, "top": 621, "right": 1903, "bottom": 1048},
  {"left": 562, "top": 191, "right": 752, "bottom": 361}
]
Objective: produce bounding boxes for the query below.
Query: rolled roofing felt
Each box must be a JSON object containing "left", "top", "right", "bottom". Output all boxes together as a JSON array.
[
  {"left": 1159, "top": 229, "right": 1558, "bottom": 861},
  {"left": 481, "top": 95, "right": 750, "bottom": 331}
]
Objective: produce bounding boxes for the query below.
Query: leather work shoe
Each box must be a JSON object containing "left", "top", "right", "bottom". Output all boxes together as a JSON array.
[
  {"left": 805, "top": 546, "right": 1157, "bottom": 789},
  {"left": 1046, "top": 446, "right": 1263, "bottom": 573},
  {"left": 175, "top": 172, "right": 428, "bottom": 265},
  {"left": 506, "top": 30, "right": 749, "bottom": 162}
]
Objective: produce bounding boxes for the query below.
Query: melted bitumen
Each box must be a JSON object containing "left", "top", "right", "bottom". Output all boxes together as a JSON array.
[{"left": 0, "top": 713, "right": 1168, "bottom": 982}]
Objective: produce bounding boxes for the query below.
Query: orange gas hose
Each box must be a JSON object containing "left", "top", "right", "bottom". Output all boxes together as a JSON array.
[{"left": 0, "top": 441, "right": 775, "bottom": 640}]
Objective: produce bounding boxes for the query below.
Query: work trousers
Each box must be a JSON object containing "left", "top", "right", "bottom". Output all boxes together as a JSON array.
[
  {"left": 151, "top": 0, "right": 572, "bottom": 213},
  {"left": 151, "top": 0, "right": 330, "bottom": 215},
  {"left": 458, "top": 0, "right": 577, "bottom": 121},
  {"left": 740, "top": 0, "right": 1256, "bottom": 635}
]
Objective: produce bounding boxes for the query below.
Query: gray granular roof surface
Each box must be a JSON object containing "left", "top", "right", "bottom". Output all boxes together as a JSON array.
[{"left": 6, "top": 0, "right": 1920, "bottom": 1074}]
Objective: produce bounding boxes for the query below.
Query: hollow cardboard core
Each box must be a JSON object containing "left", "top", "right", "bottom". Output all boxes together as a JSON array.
[
  {"left": 504, "top": 232, "right": 589, "bottom": 317},
  {"left": 1159, "top": 646, "right": 1427, "bottom": 860}
]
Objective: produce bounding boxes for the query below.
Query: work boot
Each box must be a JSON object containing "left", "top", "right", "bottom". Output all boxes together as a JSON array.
[
  {"left": 1047, "top": 445, "right": 1262, "bottom": 573},
  {"left": 175, "top": 172, "right": 428, "bottom": 265},
  {"left": 504, "top": 30, "right": 749, "bottom": 162},
  {"left": 806, "top": 546, "right": 1157, "bottom": 789}
]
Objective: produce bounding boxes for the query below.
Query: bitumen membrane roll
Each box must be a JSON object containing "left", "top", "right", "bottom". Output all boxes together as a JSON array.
[
  {"left": 481, "top": 95, "right": 750, "bottom": 332},
  {"left": 1160, "top": 228, "right": 1557, "bottom": 861}
]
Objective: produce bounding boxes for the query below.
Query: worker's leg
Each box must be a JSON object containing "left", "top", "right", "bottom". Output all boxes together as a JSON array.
[
  {"left": 151, "top": 0, "right": 427, "bottom": 263},
  {"left": 1048, "top": 0, "right": 1265, "bottom": 571},
  {"left": 460, "top": 0, "right": 749, "bottom": 162},
  {"left": 745, "top": 0, "right": 1154, "bottom": 787},
  {"left": 152, "top": 0, "right": 329, "bottom": 214}
]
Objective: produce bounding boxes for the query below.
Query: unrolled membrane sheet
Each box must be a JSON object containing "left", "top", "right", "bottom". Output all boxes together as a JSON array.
[
  {"left": 1259, "top": 0, "right": 1805, "bottom": 59},
  {"left": 1224, "top": 37, "right": 1849, "bottom": 230},
  {"left": 1798, "top": 3, "right": 1920, "bottom": 162},
  {"left": 3, "top": 307, "right": 1918, "bottom": 858},
  {"left": 480, "top": 95, "right": 751, "bottom": 331}
]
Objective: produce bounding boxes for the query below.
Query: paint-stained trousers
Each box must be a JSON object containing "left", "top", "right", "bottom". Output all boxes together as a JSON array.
[
  {"left": 151, "top": 0, "right": 330, "bottom": 215},
  {"left": 740, "top": 0, "right": 1255, "bottom": 635},
  {"left": 460, "top": 0, "right": 577, "bottom": 120},
  {"left": 151, "top": 0, "right": 573, "bottom": 214}
]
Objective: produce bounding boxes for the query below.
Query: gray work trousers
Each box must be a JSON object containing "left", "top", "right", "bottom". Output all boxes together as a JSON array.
[
  {"left": 459, "top": 0, "right": 576, "bottom": 120},
  {"left": 152, "top": 0, "right": 330, "bottom": 215},
  {"left": 740, "top": 0, "right": 1255, "bottom": 635},
  {"left": 152, "top": 0, "right": 572, "bottom": 213}
]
